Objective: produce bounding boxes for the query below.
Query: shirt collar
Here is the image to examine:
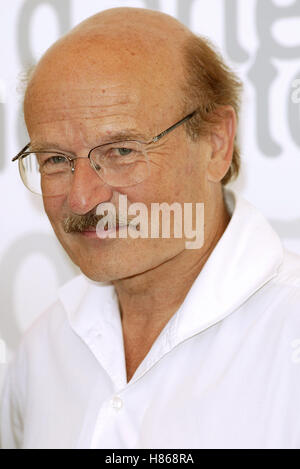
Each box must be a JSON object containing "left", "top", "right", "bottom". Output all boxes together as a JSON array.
[
  {"left": 175, "top": 188, "right": 284, "bottom": 342},
  {"left": 59, "top": 276, "right": 127, "bottom": 387},
  {"left": 58, "top": 275, "right": 118, "bottom": 341}
]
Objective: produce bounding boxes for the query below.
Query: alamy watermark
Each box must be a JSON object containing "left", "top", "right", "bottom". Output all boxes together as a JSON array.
[{"left": 94, "top": 195, "right": 204, "bottom": 250}]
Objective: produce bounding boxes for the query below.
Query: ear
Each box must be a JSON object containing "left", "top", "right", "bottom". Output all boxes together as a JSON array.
[{"left": 206, "top": 105, "right": 237, "bottom": 183}]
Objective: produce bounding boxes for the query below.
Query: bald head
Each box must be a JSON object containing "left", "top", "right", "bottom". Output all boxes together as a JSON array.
[
  {"left": 69, "top": 7, "right": 190, "bottom": 39},
  {"left": 24, "top": 8, "right": 192, "bottom": 130}
]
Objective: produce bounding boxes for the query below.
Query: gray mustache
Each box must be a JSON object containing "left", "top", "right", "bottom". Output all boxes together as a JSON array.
[{"left": 63, "top": 211, "right": 134, "bottom": 233}]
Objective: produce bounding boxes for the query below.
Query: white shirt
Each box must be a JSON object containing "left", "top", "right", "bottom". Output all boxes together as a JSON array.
[{"left": 1, "top": 189, "right": 300, "bottom": 449}]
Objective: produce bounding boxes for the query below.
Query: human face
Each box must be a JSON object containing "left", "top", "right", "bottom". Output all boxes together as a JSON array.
[{"left": 24, "top": 35, "right": 210, "bottom": 282}]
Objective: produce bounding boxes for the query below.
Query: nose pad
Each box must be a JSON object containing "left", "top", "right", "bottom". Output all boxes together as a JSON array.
[
  {"left": 93, "top": 162, "right": 101, "bottom": 171},
  {"left": 72, "top": 157, "right": 101, "bottom": 179},
  {"left": 88, "top": 155, "right": 101, "bottom": 172}
]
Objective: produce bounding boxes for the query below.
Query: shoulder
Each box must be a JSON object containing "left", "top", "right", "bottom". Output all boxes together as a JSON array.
[
  {"left": 0, "top": 274, "right": 88, "bottom": 449},
  {"left": 267, "top": 249, "right": 300, "bottom": 317},
  {"left": 229, "top": 249, "right": 300, "bottom": 350},
  {"left": 1, "top": 274, "right": 88, "bottom": 397},
  {"left": 245, "top": 249, "right": 300, "bottom": 350},
  {"left": 274, "top": 249, "right": 300, "bottom": 289}
]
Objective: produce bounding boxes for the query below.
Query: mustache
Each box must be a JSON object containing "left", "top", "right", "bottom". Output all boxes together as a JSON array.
[{"left": 63, "top": 210, "right": 134, "bottom": 233}]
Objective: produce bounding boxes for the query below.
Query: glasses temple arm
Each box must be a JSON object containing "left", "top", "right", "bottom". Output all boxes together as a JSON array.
[
  {"left": 12, "top": 143, "right": 31, "bottom": 162},
  {"left": 151, "top": 111, "right": 196, "bottom": 143}
]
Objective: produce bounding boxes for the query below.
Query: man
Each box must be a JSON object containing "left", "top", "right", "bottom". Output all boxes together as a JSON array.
[{"left": 1, "top": 7, "right": 300, "bottom": 449}]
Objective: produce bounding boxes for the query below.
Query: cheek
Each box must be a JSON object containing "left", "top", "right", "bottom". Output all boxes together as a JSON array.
[
  {"left": 43, "top": 195, "right": 66, "bottom": 225},
  {"left": 185, "top": 157, "right": 194, "bottom": 176},
  {"left": 126, "top": 164, "right": 188, "bottom": 204},
  {"left": 116, "top": 143, "right": 204, "bottom": 205}
]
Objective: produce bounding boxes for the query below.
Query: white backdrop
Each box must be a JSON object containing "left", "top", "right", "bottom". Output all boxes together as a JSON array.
[{"left": 1, "top": 0, "right": 300, "bottom": 392}]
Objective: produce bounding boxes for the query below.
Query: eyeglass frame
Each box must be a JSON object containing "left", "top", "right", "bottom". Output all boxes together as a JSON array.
[{"left": 12, "top": 110, "right": 197, "bottom": 187}]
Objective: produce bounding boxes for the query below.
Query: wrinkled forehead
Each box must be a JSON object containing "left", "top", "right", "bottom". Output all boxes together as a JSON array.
[{"left": 24, "top": 33, "right": 186, "bottom": 131}]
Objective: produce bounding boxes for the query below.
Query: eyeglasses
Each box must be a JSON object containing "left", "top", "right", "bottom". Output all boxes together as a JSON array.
[{"left": 12, "top": 110, "right": 196, "bottom": 197}]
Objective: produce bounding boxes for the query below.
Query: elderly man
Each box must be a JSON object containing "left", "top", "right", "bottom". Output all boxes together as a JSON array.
[{"left": 1, "top": 7, "right": 300, "bottom": 449}]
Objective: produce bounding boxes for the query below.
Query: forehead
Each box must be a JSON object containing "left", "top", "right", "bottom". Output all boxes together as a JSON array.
[
  {"left": 25, "top": 81, "right": 177, "bottom": 151},
  {"left": 24, "top": 34, "right": 185, "bottom": 131}
]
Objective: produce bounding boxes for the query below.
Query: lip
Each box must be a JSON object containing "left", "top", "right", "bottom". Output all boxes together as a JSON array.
[{"left": 80, "top": 227, "right": 98, "bottom": 239}]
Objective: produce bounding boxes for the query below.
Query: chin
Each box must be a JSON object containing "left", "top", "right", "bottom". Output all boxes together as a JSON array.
[
  {"left": 78, "top": 265, "right": 116, "bottom": 283},
  {"left": 77, "top": 257, "right": 144, "bottom": 283}
]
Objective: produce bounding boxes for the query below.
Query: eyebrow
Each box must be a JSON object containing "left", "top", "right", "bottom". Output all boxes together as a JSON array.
[{"left": 30, "top": 130, "right": 149, "bottom": 152}]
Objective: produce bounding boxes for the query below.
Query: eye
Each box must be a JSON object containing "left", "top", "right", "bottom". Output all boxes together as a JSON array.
[
  {"left": 45, "top": 155, "right": 67, "bottom": 165},
  {"left": 38, "top": 154, "right": 69, "bottom": 174},
  {"left": 117, "top": 148, "right": 133, "bottom": 156}
]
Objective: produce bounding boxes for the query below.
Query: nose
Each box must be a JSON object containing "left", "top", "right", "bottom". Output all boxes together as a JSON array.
[{"left": 67, "top": 158, "right": 112, "bottom": 214}]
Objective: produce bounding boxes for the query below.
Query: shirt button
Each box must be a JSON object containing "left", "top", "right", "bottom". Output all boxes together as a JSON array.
[{"left": 110, "top": 396, "right": 123, "bottom": 411}]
